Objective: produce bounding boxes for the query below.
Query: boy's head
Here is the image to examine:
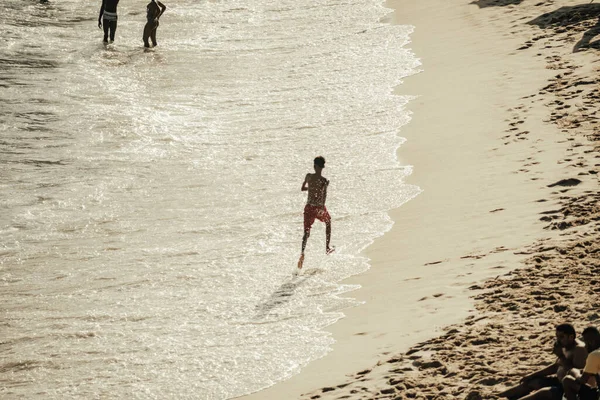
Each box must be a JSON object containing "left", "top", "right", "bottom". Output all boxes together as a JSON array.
[
  {"left": 556, "top": 323, "right": 577, "bottom": 347},
  {"left": 582, "top": 326, "right": 600, "bottom": 352},
  {"left": 314, "top": 156, "right": 325, "bottom": 170}
]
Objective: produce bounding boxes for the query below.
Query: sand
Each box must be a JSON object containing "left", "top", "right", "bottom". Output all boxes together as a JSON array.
[{"left": 241, "top": 0, "right": 600, "bottom": 399}]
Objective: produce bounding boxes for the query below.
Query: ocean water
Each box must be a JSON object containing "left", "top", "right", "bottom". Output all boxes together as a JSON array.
[{"left": 0, "top": 0, "right": 420, "bottom": 398}]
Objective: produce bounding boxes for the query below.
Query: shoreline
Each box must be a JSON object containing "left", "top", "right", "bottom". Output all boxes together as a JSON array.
[{"left": 241, "top": 0, "right": 600, "bottom": 399}]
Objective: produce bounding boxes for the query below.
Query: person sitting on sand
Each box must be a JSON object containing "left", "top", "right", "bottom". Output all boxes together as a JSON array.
[
  {"left": 143, "top": 0, "right": 166, "bottom": 48},
  {"left": 499, "top": 323, "right": 588, "bottom": 400},
  {"left": 297, "top": 156, "right": 333, "bottom": 269},
  {"left": 562, "top": 326, "right": 600, "bottom": 400}
]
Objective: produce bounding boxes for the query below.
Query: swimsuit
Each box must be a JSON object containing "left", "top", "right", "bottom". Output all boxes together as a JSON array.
[
  {"left": 102, "top": 11, "right": 117, "bottom": 21},
  {"left": 303, "top": 204, "right": 331, "bottom": 231}
]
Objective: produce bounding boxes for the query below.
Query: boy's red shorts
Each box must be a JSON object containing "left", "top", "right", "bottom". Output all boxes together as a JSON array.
[{"left": 304, "top": 204, "right": 331, "bottom": 231}]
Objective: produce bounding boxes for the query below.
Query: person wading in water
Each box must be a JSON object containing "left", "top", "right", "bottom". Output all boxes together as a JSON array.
[
  {"left": 143, "top": 0, "right": 166, "bottom": 48},
  {"left": 98, "top": 0, "right": 120, "bottom": 43}
]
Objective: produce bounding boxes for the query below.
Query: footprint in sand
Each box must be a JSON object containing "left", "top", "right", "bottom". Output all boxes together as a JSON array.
[{"left": 547, "top": 178, "right": 582, "bottom": 187}]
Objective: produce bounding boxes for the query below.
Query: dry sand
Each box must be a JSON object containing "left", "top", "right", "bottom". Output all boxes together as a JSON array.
[{"left": 241, "top": 0, "right": 600, "bottom": 399}]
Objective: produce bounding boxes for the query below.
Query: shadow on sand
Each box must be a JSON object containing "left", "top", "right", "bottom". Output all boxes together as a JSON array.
[
  {"left": 528, "top": 3, "right": 600, "bottom": 52},
  {"left": 470, "top": 0, "right": 524, "bottom": 8}
]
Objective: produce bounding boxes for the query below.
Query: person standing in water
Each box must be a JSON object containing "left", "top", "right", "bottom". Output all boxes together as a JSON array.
[
  {"left": 143, "top": 0, "right": 167, "bottom": 48},
  {"left": 298, "top": 156, "right": 334, "bottom": 269},
  {"left": 98, "top": 0, "right": 120, "bottom": 43}
]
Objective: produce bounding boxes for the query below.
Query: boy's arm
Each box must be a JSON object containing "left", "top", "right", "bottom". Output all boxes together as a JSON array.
[
  {"left": 301, "top": 174, "right": 310, "bottom": 191},
  {"left": 521, "top": 363, "right": 559, "bottom": 382},
  {"left": 579, "top": 352, "right": 600, "bottom": 384},
  {"left": 578, "top": 371, "right": 595, "bottom": 386},
  {"left": 157, "top": 0, "right": 167, "bottom": 18},
  {"left": 98, "top": 0, "right": 105, "bottom": 28},
  {"left": 571, "top": 347, "right": 588, "bottom": 369}
]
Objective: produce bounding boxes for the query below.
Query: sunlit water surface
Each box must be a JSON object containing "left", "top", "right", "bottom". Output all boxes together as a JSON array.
[{"left": 0, "top": 0, "right": 420, "bottom": 398}]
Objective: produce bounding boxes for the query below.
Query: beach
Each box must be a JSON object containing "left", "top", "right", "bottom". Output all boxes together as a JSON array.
[
  {"left": 2, "top": 1, "right": 424, "bottom": 398},
  {"left": 1, "top": 0, "right": 598, "bottom": 398},
  {"left": 241, "top": 0, "right": 600, "bottom": 399}
]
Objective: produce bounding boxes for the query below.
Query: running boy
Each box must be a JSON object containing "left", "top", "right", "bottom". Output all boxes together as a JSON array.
[{"left": 298, "top": 156, "right": 333, "bottom": 269}]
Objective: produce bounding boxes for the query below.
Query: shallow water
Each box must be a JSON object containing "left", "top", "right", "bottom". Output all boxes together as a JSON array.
[{"left": 0, "top": 0, "right": 420, "bottom": 398}]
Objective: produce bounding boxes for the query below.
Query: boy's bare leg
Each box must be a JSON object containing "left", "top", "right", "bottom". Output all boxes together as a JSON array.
[
  {"left": 325, "top": 221, "right": 333, "bottom": 254},
  {"left": 519, "top": 388, "right": 558, "bottom": 400},
  {"left": 299, "top": 231, "right": 309, "bottom": 269},
  {"left": 143, "top": 23, "right": 153, "bottom": 47},
  {"left": 150, "top": 27, "right": 158, "bottom": 46},
  {"left": 562, "top": 376, "right": 579, "bottom": 400},
  {"left": 103, "top": 21, "right": 110, "bottom": 42},
  {"left": 297, "top": 254, "right": 304, "bottom": 269},
  {"left": 109, "top": 21, "right": 116, "bottom": 41},
  {"left": 499, "top": 381, "right": 534, "bottom": 399}
]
